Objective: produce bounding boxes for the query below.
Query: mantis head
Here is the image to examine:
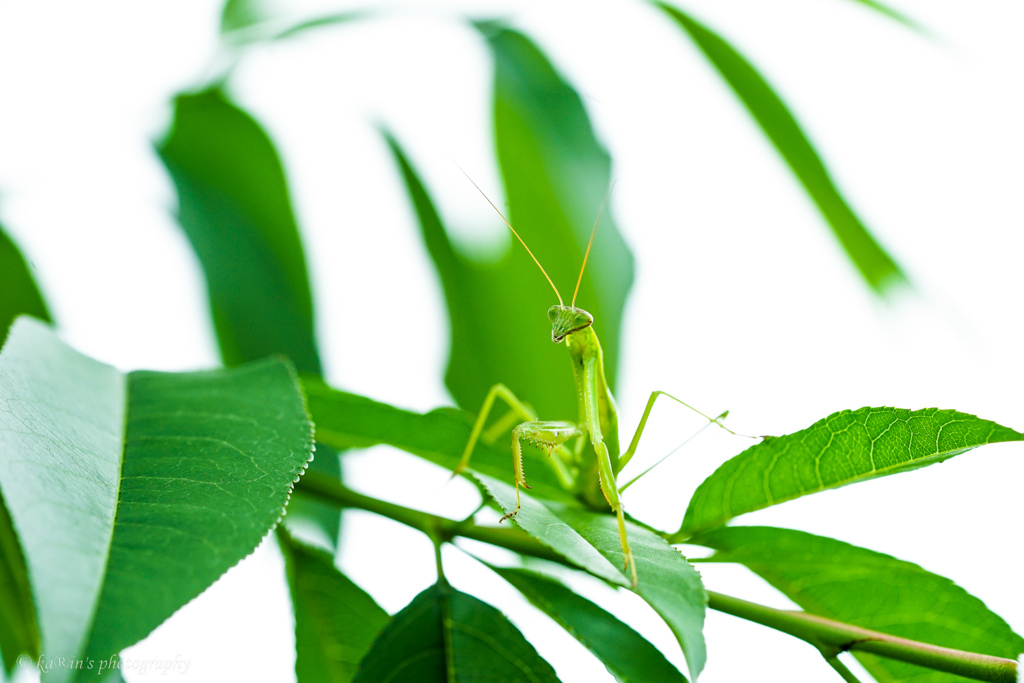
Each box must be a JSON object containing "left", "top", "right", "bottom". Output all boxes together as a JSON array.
[{"left": 548, "top": 306, "right": 593, "bottom": 343}]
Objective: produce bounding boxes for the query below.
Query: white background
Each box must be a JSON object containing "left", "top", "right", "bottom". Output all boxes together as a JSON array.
[{"left": 1, "top": 0, "right": 1022, "bottom": 681}]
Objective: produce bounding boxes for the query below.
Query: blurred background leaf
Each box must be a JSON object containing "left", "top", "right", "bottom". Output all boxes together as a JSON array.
[
  {"left": 0, "top": 225, "right": 50, "bottom": 345},
  {"left": 389, "top": 24, "right": 634, "bottom": 425},
  {"left": 659, "top": 4, "right": 906, "bottom": 294},
  {"left": 157, "top": 88, "right": 341, "bottom": 545},
  {"left": 221, "top": 0, "right": 363, "bottom": 46},
  {"left": 845, "top": 0, "right": 925, "bottom": 31},
  {"left": 158, "top": 89, "right": 319, "bottom": 373},
  {"left": 220, "top": 0, "right": 266, "bottom": 34}
]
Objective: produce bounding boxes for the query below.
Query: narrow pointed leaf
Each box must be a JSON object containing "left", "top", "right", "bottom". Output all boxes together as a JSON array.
[
  {"left": 158, "top": 87, "right": 340, "bottom": 542},
  {"left": 490, "top": 565, "right": 688, "bottom": 683},
  {"left": 658, "top": 4, "right": 905, "bottom": 293},
  {"left": 679, "top": 407, "right": 1024, "bottom": 538},
  {"left": 1, "top": 225, "right": 50, "bottom": 345},
  {"left": 389, "top": 23, "right": 633, "bottom": 424},
  {"left": 353, "top": 581, "right": 560, "bottom": 683},
  {"left": 691, "top": 526, "right": 1024, "bottom": 681},
  {"left": 278, "top": 529, "right": 389, "bottom": 683},
  {"left": 272, "top": 13, "right": 363, "bottom": 41},
  {"left": 845, "top": 0, "right": 924, "bottom": 31},
  {"left": 221, "top": 0, "right": 363, "bottom": 45},
  {"left": 302, "top": 377, "right": 571, "bottom": 502},
  {"left": 0, "top": 318, "right": 313, "bottom": 681},
  {"left": 475, "top": 474, "right": 707, "bottom": 682}
]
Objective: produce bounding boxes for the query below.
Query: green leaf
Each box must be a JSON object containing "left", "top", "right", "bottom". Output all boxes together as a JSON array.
[
  {"left": 302, "top": 377, "right": 571, "bottom": 503},
  {"left": 353, "top": 580, "right": 560, "bottom": 683},
  {"left": 0, "top": 318, "right": 313, "bottom": 681},
  {"left": 158, "top": 87, "right": 340, "bottom": 543},
  {"left": 278, "top": 529, "right": 389, "bottom": 683},
  {"left": 489, "top": 565, "right": 688, "bottom": 683},
  {"left": 474, "top": 474, "right": 707, "bottom": 682},
  {"left": 0, "top": 225, "right": 50, "bottom": 345},
  {"left": 679, "top": 407, "right": 1024, "bottom": 538},
  {"left": 658, "top": 4, "right": 906, "bottom": 294},
  {"left": 0, "top": 486, "right": 39, "bottom": 674},
  {"left": 389, "top": 23, "right": 633, "bottom": 424},
  {"left": 158, "top": 88, "right": 319, "bottom": 374},
  {"left": 691, "top": 526, "right": 1024, "bottom": 681}
]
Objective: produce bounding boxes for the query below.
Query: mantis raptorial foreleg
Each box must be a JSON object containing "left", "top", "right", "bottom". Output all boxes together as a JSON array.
[{"left": 503, "top": 419, "right": 581, "bottom": 521}]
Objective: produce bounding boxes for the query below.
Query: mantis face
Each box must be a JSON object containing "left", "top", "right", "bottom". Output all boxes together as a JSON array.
[{"left": 548, "top": 305, "right": 593, "bottom": 343}]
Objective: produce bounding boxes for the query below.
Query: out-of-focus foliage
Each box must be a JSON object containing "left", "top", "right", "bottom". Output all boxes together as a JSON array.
[
  {"left": 390, "top": 24, "right": 633, "bottom": 423},
  {"left": 659, "top": 5, "right": 905, "bottom": 293},
  {"left": 158, "top": 89, "right": 320, "bottom": 374},
  {"left": 0, "top": 225, "right": 50, "bottom": 345}
]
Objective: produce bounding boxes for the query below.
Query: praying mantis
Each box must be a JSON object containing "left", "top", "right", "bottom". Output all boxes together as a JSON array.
[{"left": 452, "top": 178, "right": 735, "bottom": 588}]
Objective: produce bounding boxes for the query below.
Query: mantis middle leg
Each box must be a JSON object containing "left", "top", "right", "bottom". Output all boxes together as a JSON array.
[{"left": 454, "top": 384, "right": 578, "bottom": 512}]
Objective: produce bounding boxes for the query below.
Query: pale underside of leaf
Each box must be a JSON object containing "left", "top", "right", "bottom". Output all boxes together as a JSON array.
[{"left": 0, "top": 319, "right": 313, "bottom": 681}]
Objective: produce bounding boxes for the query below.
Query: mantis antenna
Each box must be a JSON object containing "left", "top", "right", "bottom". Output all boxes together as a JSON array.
[
  {"left": 455, "top": 165, "right": 564, "bottom": 306},
  {"left": 571, "top": 180, "right": 616, "bottom": 308}
]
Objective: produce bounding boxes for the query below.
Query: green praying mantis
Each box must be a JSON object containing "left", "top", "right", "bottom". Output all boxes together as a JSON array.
[{"left": 452, "top": 177, "right": 737, "bottom": 588}]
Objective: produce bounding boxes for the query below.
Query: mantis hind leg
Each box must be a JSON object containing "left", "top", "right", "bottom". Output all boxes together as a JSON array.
[
  {"left": 593, "top": 440, "right": 639, "bottom": 588},
  {"left": 618, "top": 390, "right": 735, "bottom": 472}
]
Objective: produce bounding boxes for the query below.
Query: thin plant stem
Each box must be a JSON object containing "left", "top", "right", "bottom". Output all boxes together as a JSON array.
[
  {"left": 295, "top": 471, "right": 1019, "bottom": 683},
  {"left": 822, "top": 653, "right": 863, "bottom": 683}
]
